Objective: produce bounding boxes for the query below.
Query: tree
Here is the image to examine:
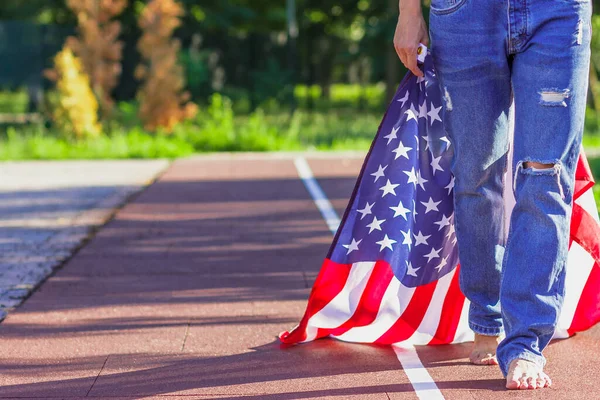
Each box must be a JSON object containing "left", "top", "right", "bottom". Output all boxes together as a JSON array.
[
  {"left": 64, "top": 0, "right": 128, "bottom": 116},
  {"left": 136, "top": 0, "right": 197, "bottom": 132}
]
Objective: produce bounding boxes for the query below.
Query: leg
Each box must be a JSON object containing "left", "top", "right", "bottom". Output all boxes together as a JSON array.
[
  {"left": 497, "top": 0, "right": 592, "bottom": 389},
  {"left": 429, "top": 0, "right": 511, "bottom": 358}
]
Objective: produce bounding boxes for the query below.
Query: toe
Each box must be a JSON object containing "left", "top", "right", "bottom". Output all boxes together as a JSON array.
[
  {"left": 506, "top": 377, "right": 520, "bottom": 390},
  {"left": 526, "top": 376, "right": 536, "bottom": 390}
]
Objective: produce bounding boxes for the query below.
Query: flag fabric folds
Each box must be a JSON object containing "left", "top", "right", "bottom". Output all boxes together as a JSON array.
[{"left": 279, "top": 50, "right": 600, "bottom": 347}]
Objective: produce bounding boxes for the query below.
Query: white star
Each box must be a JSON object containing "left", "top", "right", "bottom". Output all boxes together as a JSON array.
[
  {"left": 392, "top": 141, "right": 412, "bottom": 160},
  {"left": 412, "top": 199, "right": 418, "bottom": 222},
  {"left": 404, "top": 167, "right": 418, "bottom": 187},
  {"left": 430, "top": 155, "right": 444, "bottom": 175},
  {"left": 434, "top": 214, "right": 452, "bottom": 231},
  {"left": 379, "top": 179, "right": 399, "bottom": 197},
  {"left": 405, "top": 104, "right": 418, "bottom": 122},
  {"left": 366, "top": 216, "right": 386, "bottom": 233},
  {"left": 418, "top": 100, "right": 428, "bottom": 119},
  {"left": 428, "top": 103, "right": 442, "bottom": 125},
  {"left": 452, "top": 236, "right": 458, "bottom": 245},
  {"left": 434, "top": 255, "right": 449, "bottom": 272},
  {"left": 342, "top": 238, "right": 362, "bottom": 255},
  {"left": 445, "top": 176, "right": 455, "bottom": 195},
  {"left": 376, "top": 234, "right": 397, "bottom": 252},
  {"left": 390, "top": 200, "right": 411, "bottom": 220},
  {"left": 445, "top": 221, "right": 455, "bottom": 238},
  {"left": 401, "top": 228, "right": 412, "bottom": 250},
  {"left": 424, "top": 246, "right": 442, "bottom": 263},
  {"left": 397, "top": 91, "right": 409, "bottom": 107},
  {"left": 406, "top": 261, "right": 420, "bottom": 277},
  {"left": 371, "top": 164, "right": 387, "bottom": 182},
  {"left": 440, "top": 136, "right": 451, "bottom": 149},
  {"left": 383, "top": 126, "right": 399, "bottom": 145},
  {"left": 421, "top": 197, "right": 441, "bottom": 214},
  {"left": 416, "top": 169, "right": 428, "bottom": 191},
  {"left": 416, "top": 74, "right": 426, "bottom": 84},
  {"left": 420, "top": 134, "right": 431, "bottom": 152},
  {"left": 357, "top": 201, "right": 375, "bottom": 220},
  {"left": 413, "top": 230, "right": 431, "bottom": 246}
]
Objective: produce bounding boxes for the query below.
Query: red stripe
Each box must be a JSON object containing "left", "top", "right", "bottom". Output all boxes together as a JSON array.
[
  {"left": 429, "top": 265, "right": 466, "bottom": 345},
  {"left": 374, "top": 277, "right": 438, "bottom": 344},
  {"left": 279, "top": 258, "right": 351, "bottom": 344},
  {"left": 570, "top": 203, "right": 600, "bottom": 264},
  {"left": 568, "top": 262, "right": 600, "bottom": 336},
  {"left": 324, "top": 260, "right": 394, "bottom": 337},
  {"left": 574, "top": 152, "right": 595, "bottom": 202}
]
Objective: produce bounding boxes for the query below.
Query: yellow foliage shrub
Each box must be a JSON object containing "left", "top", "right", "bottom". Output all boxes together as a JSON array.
[
  {"left": 51, "top": 47, "right": 102, "bottom": 138},
  {"left": 136, "top": 0, "right": 197, "bottom": 132}
]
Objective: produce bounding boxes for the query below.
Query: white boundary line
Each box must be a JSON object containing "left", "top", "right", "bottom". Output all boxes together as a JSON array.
[{"left": 293, "top": 156, "right": 445, "bottom": 400}]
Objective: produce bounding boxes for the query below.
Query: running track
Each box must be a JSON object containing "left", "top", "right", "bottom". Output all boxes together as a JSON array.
[{"left": 0, "top": 154, "right": 598, "bottom": 399}]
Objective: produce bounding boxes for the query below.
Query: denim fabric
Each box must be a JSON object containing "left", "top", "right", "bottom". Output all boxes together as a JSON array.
[{"left": 428, "top": 0, "right": 592, "bottom": 376}]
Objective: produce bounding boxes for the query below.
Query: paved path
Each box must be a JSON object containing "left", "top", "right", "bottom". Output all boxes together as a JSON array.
[
  {"left": 0, "top": 154, "right": 598, "bottom": 399},
  {"left": 0, "top": 161, "right": 169, "bottom": 319}
]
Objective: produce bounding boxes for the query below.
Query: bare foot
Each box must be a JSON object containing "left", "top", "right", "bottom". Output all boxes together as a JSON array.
[
  {"left": 506, "top": 358, "right": 552, "bottom": 390},
  {"left": 469, "top": 333, "right": 502, "bottom": 365}
]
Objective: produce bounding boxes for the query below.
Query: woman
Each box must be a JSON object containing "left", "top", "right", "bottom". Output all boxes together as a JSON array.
[{"left": 394, "top": 0, "right": 592, "bottom": 390}]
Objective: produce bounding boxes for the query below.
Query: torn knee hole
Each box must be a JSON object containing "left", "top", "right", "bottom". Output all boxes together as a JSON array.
[
  {"left": 539, "top": 89, "right": 570, "bottom": 107},
  {"left": 523, "top": 161, "right": 555, "bottom": 171}
]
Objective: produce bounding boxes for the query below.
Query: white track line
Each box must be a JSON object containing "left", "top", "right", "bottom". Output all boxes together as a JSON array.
[
  {"left": 294, "top": 157, "right": 341, "bottom": 234},
  {"left": 293, "top": 156, "right": 445, "bottom": 400}
]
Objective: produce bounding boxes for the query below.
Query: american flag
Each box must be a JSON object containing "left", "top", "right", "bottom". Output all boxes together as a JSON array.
[{"left": 279, "top": 51, "right": 600, "bottom": 346}]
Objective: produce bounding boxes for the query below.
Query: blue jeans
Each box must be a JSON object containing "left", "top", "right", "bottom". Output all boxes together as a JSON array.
[{"left": 428, "top": 0, "right": 591, "bottom": 376}]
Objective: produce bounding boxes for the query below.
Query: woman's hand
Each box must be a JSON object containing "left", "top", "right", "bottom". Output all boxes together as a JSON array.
[{"left": 393, "top": 5, "right": 429, "bottom": 78}]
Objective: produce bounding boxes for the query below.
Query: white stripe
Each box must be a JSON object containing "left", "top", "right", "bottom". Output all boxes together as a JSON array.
[
  {"left": 294, "top": 157, "right": 341, "bottom": 234},
  {"left": 308, "top": 262, "right": 376, "bottom": 329},
  {"left": 334, "top": 277, "right": 415, "bottom": 343},
  {"left": 295, "top": 156, "right": 443, "bottom": 399},
  {"left": 575, "top": 185, "right": 600, "bottom": 223},
  {"left": 404, "top": 268, "right": 457, "bottom": 345},
  {"left": 555, "top": 240, "right": 595, "bottom": 337},
  {"left": 453, "top": 298, "right": 474, "bottom": 343},
  {"left": 393, "top": 345, "right": 445, "bottom": 400}
]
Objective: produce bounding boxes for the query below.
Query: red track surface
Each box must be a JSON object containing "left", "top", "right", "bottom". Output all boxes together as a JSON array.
[{"left": 0, "top": 155, "right": 598, "bottom": 399}]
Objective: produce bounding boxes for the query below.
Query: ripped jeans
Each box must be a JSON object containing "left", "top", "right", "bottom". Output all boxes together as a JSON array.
[{"left": 428, "top": 0, "right": 591, "bottom": 376}]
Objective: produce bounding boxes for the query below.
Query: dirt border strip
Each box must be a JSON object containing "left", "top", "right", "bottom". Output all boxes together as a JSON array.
[{"left": 293, "top": 155, "right": 446, "bottom": 400}]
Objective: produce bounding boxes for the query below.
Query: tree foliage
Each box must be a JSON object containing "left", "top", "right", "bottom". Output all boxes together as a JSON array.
[{"left": 135, "top": 0, "right": 197, "bottom": 132}]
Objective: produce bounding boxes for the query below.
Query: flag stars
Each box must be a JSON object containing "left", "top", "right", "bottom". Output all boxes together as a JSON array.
[
  {"left": 430, "top": 155, "right": 444, "bottom": 175},
  {"left": 390, "top": 200, "right": 411, "bottom": 220},
  {"left": 428, "top": 103, "right": 442, "bottom": 125},
  {"left": 357, "top": 201, "right": 375, "bottom": 220},
  {"left": 383, "top": 127, "right": 399, "bottom": 145},
  {"left": 366, "top": 216, "right": 386, "bottom": 233},
  {"left": 445, "top": 176, "right": 455, "bottom": 195},
  {"left": 371, "top": 164, "right": 387, "bottom": 182},
  {"left": 342, "top": 238, "right": 362, "bottom": 255},
  {"left": 404, "top": 167, "right": 418, "bottom": 187},
  {"left": 434, "top": 213, "right": 452, "bottom": 231},
  {"left": 405, "top": 104, "right": 419, "bottom": 122},
  {"left": 406, "top": 261, "right": 420, "bottom": 277},
  {"left": 401, "top": 228, "right": 412, "bottom": 250},
  {"left": 413, "top": 230, "right": 431, "bottom": 246},
  {"left": 376, "top": 234, "right": 397, "bottom": 252},
  {"left": 416, "top": 169, "right": 428, "bottom": 191},
  {"left": 418, "top": 100, "right": 428, "bottom": 119},
  {"left": 397, "top": 91, "right": 409, "bottom": 107},
  {"left": 434, "top": 255, "right": 449, "bottom": 272},
  {"left": 445, "top": 222, "right": 456, "bottom": 239},
  {"left": 392, "top": 141, "right": 412, "bottom": 160},
  {"left": 424, "top": 246, "right": 442, "bottom": 263},
  {"left": 379, "top": 179, "right": 399, "bottom": 197},
  {"left": 421, "top": 196, "right": 442, "bottom": 214},
  {"left": 440, "top": 136, "right": 451, "bottom": 150}
]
